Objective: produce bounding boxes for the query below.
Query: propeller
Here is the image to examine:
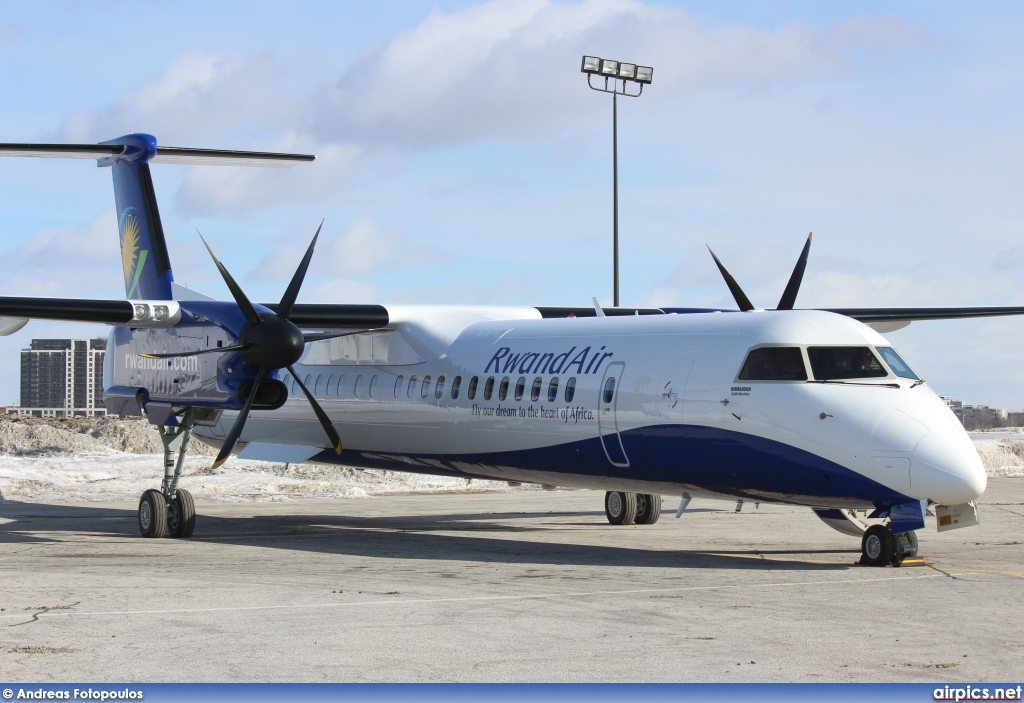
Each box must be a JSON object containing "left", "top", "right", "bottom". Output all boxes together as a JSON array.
[
  {"left": 708, "top": 233, "right": 812, "bottom": 312},
  {"left": 145, "top": 221, "right": 344, "bottom": 469}
]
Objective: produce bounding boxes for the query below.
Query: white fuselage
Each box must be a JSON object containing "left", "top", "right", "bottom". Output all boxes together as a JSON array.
[{"left": 195, "top": 307, "right": 986, "bottom": 510}]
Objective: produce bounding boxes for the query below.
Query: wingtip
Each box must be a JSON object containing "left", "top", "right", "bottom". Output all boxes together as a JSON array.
[
  {"left": 212, "top": 458, "right": 226, "bottom": 470},
  {"left": 334, "top": 442, "right": 343, "bottom": 454}
]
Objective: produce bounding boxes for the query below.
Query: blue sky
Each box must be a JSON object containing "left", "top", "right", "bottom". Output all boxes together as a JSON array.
[{"left": 1, "top": 0, "right": 1023, "bottom": 407}]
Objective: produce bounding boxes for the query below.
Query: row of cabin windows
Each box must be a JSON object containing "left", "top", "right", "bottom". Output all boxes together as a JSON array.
[{"left": 279, "top": 372, "right": 580, "bottom": 403}]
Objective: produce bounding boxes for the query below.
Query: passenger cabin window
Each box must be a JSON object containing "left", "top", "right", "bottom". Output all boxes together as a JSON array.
[
  {"left": 484, "top": 377, "right": 495, "bottom": 401},
  {"left": 467, "top": 376, "right": 478, "bottom": 400},
  {"left": 602, "top": 377, "right": 616, "bottom": 403},
  {"left": 408, "top": 376, "right": 418, "bottom": 398},
  {"left": 354, "top": 374, "right": 365, "bottom": 397},
  {"left": 547, "top": 377, "right": 559, "bottom": 402},
  {"left": 435, "top": 375, "right": 446, "bottom": 399},
  {"left": 336, "top": 375, "right": 347, "bottom": 396},
  {"left": 395, "top": 375, "right": 405, "bottom": 397},
  {"left": 531, "top": 377, "right": 542, "bottom": 402},
  {"left": 498, "top": 376, "right": 510, "bottom": 401},
  {"left": 876, "top": 347, "right": 919, "bottom": 380},
  {"left": 514, "top": 376, "right": 525, "bottom": 401},
  {"left": 451, "top": 376, "right": 462, "bottom": 400},
  {"left": 421, "top": 375, "right": 432, "bottom": 399},
  {"left": 327, "top": 375, "right": 336, "bottom": 396},
  {"left": 738, "top": 347, "right": 807, "bottom": 381},
  {"left": 565, "top": 377, "right": 576, "bottom": 402},
  {"left": 369, "top": 375, "right": 379, "bottom": 398},
  {"left": 807, "top": 347, "right": 887, "bottom": 381}
]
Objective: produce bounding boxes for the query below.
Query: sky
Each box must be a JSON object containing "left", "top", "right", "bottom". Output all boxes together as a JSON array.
[{"left": 0, "top": 0, "right": 1023, "bottom": 407}]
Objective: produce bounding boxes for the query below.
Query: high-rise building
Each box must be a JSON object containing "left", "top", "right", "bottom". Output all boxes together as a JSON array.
[{"left": 18, "top": 338, "right": 107, "bottom": 417}]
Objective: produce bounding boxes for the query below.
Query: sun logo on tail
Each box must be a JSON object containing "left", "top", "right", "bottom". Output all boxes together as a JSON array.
[{"left": 119, "top": 207, "right": 149, "bottom": 298}]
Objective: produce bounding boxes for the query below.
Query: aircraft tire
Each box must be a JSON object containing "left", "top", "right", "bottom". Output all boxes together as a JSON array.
[
  {"left": 634, "top": 493, "right": 662, "bottom": 525},
  {"left": 860, "top": 524, "right": 894, "bottom": 566},
  {"left": 138, "top": 489, "right": 167, "bottom": 538},
  {"left": 167, "top": 488, "right": 196, "bottom": 538},
  {"left": 605, "top": 491, "right": 637, "bottom": 525}
]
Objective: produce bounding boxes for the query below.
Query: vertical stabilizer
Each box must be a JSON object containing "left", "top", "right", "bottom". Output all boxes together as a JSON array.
[{"left": 100, "top": 134, "right": 174, "bottom": 300}]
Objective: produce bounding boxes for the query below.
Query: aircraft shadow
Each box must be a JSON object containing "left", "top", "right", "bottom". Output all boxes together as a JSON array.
[{"left": 0, "top": 502, "right": 855, "bottom": 571}]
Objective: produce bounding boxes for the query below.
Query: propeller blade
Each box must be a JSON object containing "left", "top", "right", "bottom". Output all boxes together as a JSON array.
[
  {"left": 198, "top": 230, "right": 262, "bottom": 326},
  {"left": 707, "top": 246, "right": 755, "bottom": 312},
  {"left": 288, "top": 364, "right": 343, "bottom": 454},
  {"left": 301, "top": 328, "right": 385, "bottom": 344},
  {"left": 140, "top": 343, "right": 247, "bottom": 359},
  {"left": 277, "top": 220, "right": 323, "bottom": 321},
  {"left": 212, "top": 366, "right": 267, "bottom": 469},
  {"left": 777, "top": 232, "right": 813, "bottom": 311}
]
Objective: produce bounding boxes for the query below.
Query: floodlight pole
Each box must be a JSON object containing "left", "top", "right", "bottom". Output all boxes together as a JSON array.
[{"left": 586, "top": 74, "right": 643, "bottom": 308}]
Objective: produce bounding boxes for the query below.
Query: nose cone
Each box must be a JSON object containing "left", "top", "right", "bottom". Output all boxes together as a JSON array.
[{"left": 912, "top": 428, "right": 987, "bottom": 504}]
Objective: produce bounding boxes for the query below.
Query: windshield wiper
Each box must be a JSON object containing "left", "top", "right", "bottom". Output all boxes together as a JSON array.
[
  {"left": 809, "top": 380, "right": 901, "bottom": 388},
  {"left": 910, "top": 379, "right": 925, "bottom": 388}
]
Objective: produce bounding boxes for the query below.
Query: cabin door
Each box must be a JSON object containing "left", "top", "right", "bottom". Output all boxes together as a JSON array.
[{"left": 598, "top": 362, "right": 629, "bottom": 467}]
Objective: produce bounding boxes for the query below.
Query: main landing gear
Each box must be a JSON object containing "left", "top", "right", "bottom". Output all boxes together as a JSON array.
[
  {"left": 860, "top": 524, "right": 919, "bottom": 567},
  {"left": 137, "top": 409, "right": 207, "bottom": 538},
  {"left": 605, "top": 491, "right": 662, "bottom": 525}
]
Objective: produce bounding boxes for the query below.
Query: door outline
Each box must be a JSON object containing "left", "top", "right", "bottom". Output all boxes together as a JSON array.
[{"left": 599, "top": 361, "right": 629, "bottom": 467}]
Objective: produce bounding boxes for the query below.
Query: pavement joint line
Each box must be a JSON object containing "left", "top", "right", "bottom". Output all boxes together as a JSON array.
[{"left": 0, "top": 572, "right": 937, "bottom": 623}]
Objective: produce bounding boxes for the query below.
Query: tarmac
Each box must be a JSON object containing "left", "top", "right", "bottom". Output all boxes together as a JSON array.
[{"left": 1, "top": 479, "right": 1022, "bottom": 682}]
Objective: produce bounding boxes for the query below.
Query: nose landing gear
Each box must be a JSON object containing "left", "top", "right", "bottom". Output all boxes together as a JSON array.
[{"left": 860, "top": 524, "right": 919, "bottom": 566}]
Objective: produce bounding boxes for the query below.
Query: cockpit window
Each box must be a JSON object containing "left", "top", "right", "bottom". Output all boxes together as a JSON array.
[
  {"left": 875, "top": 347, "right": 919, "bottom": 380},
  {"left": 807, "top": 347, "right": 887, "bottom": 380},
  {"left": 738, "top": 347, "right": 807, "bottom": 381}
]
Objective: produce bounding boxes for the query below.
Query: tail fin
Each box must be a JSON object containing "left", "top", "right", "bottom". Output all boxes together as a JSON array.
[
  {"left": 0, "top": 134, "right": 315, "bottom": 301},
  {"left": 102, "top": 134, "right": 173, "bottom": 299}
]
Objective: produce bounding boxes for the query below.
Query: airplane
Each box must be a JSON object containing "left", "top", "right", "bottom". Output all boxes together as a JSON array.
[{"left": 0, "top": 132, "right": 1018, "bottom": 567}]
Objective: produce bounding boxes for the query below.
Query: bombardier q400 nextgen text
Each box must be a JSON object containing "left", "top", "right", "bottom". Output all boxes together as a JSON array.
[{"left": 0, "top": 134, "right": 1018, "bottom": 567}]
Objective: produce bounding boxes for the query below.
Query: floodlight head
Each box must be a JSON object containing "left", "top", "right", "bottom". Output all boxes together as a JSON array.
[
  {"left": 618, "top": 63, "right": 637, "bottom": 80},
  {"left": 635, "top": 66, "right": 653, "bottom": 84},
  {"left": 581, "top": 56, "right": 601, "bottom": 74},
  {"left": 600, "top": 59, "right": 619, "bottom": 76}
]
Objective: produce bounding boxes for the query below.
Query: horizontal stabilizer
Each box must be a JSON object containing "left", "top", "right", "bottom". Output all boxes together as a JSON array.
[
  {"left": 0, "top": 143, "right": 123, "bottom": 159},
  {"left": 152, "top": 146, "right": 314, "bottom": 167},
  {"left": 0, "top": 142, "right": 314, "bottom": 167}
]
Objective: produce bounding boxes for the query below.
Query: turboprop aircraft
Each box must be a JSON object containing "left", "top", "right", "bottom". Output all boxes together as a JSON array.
[{"left": 0, "top": 133, "right": 1018, "bottom": 567}]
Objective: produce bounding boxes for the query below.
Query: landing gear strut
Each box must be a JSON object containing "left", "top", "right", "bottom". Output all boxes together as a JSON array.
[
  {"left": 605, "top": 492, "right": 662, "bottom": 525},
  {"left": 137, "top": 408, "right": 209, "bottom": 538}
]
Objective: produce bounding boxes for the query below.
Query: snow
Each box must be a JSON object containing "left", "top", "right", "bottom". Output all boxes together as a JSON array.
[
  {"left": 0, "top": 417, "right": 530, "bottom": 504},
  {"left": 0, "top": 418, "right": 1019, "bottom": 505}
]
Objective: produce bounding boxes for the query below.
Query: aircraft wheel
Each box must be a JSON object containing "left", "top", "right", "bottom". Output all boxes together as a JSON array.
[
  {"left": 167, "top": 488, "right": 196, "bottom": 538},
  {"left": 634, "top": 493, "right": 662, "bottom": 525},
  {"left": 138, "top": 489, "right": 167, "bottom": 538},
  {"left": 860, "top": 524, "right": 894, "bottom": 566},
  {"left": 605, "top": 491, "right": 637, "bottom": 525}
]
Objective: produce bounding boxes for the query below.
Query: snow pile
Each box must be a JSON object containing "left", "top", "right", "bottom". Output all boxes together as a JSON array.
[
  {"left": 0, "top": 416, "right": 528, "bottom": 503},
  {"left": 969, "top": 429, "right": 1024, "bottom": 478}
]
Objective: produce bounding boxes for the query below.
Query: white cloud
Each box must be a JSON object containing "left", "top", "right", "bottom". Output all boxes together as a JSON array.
[
  {"left": 54, "top": 51, "right": 299, "bottom": 144},
  {"left": 246, "top": 216, "right": 441, "bottom": 295},
  {"left": 0, "top": 209, "right": 124, "bottom": 298},
  {"left": 312, "top": 0, "right": 924, "bottom": 147}
]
